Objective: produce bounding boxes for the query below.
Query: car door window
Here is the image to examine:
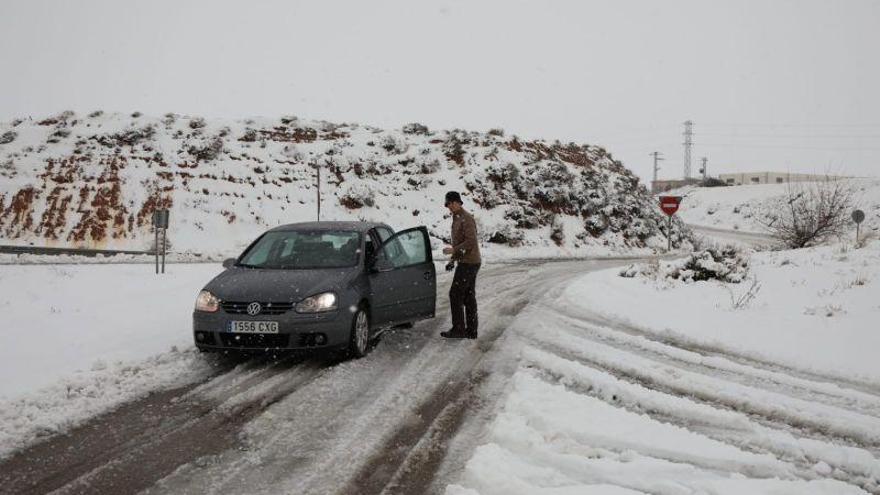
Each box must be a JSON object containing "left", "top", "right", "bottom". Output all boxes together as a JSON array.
[
  {"left": 378, "top": 228, "right": 428, "bottom": 269},
  {"left": 377, "top": 227, "right": 393, "bottom": 242},
  {"left": 365, "top": 229, "right": 378, "bottom": 263}
]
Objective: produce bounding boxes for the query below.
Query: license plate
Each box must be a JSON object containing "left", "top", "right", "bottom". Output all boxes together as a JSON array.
[{"left": 227, "top": 321, "right": 279, "bottom": 334}]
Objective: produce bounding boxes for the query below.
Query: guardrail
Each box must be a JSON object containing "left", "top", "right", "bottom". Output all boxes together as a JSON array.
[{"left": 0, "top": 245, "right": 153, "bottom": 257}]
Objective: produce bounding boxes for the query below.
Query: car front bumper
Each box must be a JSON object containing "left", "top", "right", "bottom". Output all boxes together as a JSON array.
[{"left": 193, "top": 309, "right": 353, "bottom": 352}]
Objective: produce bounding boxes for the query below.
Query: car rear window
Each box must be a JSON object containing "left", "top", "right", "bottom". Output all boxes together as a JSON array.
[{"left": 238, "top": 231, "right": 361, "bottom": 269}]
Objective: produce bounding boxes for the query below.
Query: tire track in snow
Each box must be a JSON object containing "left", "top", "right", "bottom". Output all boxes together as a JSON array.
[
  {"left": 521, "top": 349, "right": 880, "bottom": 494},
  {"left": 348, "top": 262, "right": 616, "bottom": 495},
  {"left": 575, "top": 308, "right": 880, "bottom": 398},
  {"left": 522, "top": 335, "right": 880, "bottom": 493},
  {"left": 144, "top": 262, "right": 549, "bottom": 495},
  {"left": 546, "top": 311, "right": 880, "bottom": 420},
  {"left": 0, "top": 355, "right": 331, "bottom": 495}
]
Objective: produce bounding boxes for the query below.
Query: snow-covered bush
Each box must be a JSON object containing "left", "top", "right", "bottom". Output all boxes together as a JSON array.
[
  {"left": 402, "top": 123, "right": 430, "bottom": 135},
  {"left": 381, "top": 134, "right": 407, "bottom": 154},
  {"left": 95, "top": 126, "right": 155, "bottom": 147},
  {"left": 239, "top": 128, "right": 258, "bottom": 142},
  {"left": 187, "top": 137, "right": 224, "bottom": 161},
  {"left": 339, "top": 183, "right": 375, "bottom": 209},
  {"left": 0, "top": 131, "right": 16, "bottom": 144},
  {"left": 550, "top": 216, "right": 565, "bottom": 245},
  {"left": 621, "top": 246, "right": 750, "bottom": 283},
  {"left": 487, "top": 224, "right": 525, "bottom": 247},
  {"left": 188, "top": 117, "right": 206, "bottom": 129},
  {"left": 671, "top": 246, "right": 750, "bottom": 283}
]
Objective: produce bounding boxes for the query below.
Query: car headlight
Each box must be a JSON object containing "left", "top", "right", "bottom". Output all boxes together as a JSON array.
[
  {"left": 195, "top": 290, "right": 220, "bottom": 313},
  {"left": 295, "top": 292, "right": 338, "bottom": 313}
]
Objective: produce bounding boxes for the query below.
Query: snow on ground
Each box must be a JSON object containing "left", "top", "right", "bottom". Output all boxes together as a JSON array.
[
  {"left": 669, "top": 178, "right": 880, "bottom": 236},
  {"left": 447, "top": 240, "right": 880, "bottom": 494},
  {"left": 574, "top": 240, "right": 880, "bottom": 383},
  {"left": 0, "top": 262, "right": 224, "bottom": 458}
]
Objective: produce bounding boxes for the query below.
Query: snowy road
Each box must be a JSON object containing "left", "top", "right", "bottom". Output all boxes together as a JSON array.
[
  {"left": 688, "top": 223, "right": 775, "bottom": 248},
  {"left": 3, "top": 254, "right": 878, "bottom": 494},
  {"left": 0, "top": 259, "right": 629, "bottom": 495}
]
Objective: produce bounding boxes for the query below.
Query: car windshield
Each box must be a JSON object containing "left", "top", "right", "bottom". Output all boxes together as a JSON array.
[{"left": 237, "top": 230, "right": 361, "bottom": 269}]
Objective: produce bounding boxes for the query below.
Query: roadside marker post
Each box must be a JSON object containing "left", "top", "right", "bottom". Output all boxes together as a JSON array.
[
  {"left": 659, "top": 196, "right": 683, "bottom": 251},
  {"left": 852, "top": 209, "right": 865, "bottom": 245},
  {"left": 152, "top": 209, "right": 169, "bottom": 274}
]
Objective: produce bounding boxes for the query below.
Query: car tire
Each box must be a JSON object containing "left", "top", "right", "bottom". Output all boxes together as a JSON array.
[{"left": 349, "top": 308, "right": 371, "bottom": 359}]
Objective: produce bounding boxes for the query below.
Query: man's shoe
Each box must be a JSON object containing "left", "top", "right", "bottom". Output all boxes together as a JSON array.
[
  {"left": 441, "top": 330, "right": 467, "bottom": 339},
  {"left": 465, "top": 332, "right": 478, "bottom": 340}
]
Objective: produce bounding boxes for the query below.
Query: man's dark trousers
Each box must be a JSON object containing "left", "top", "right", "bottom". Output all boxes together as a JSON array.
[{"left": 450, "top": 262, "right": 481, "bottom": 336}]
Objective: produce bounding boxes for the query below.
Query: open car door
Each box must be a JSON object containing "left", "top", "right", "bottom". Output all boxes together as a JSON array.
[{"left": 368, "top": 226, "right": 436, "bottom": 326}]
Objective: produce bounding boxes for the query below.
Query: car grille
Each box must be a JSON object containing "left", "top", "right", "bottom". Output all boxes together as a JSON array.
[
  {"left": 221, "top": 301, "right": 294, "bottom": 315},
  {"left": 219, "top": 333, "right": 291, "bottom": 348}
]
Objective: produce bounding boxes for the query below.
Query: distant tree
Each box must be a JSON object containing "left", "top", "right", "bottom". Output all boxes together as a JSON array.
[{"left": 758, "top": 178, "right": 855, "bottom": 248}]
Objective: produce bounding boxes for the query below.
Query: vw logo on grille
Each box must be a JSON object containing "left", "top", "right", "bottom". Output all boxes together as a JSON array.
[{"left": 246, "top": 302, "right": 262, "bottom": 316}]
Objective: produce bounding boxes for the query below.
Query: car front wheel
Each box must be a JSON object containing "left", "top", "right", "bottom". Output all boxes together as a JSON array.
[{"left": 349, "top": 308, "right": 371, "bottom": 358}]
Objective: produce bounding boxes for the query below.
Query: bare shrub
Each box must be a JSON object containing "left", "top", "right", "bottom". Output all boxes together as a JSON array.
[
  {"left": 0, "top": 131, "right": 16, "bottom": 144},
  {"left": 724, "top": 276, "right": 762, "bottom": 310},
  {"left": 758, "top": 178, "right": 855, "bottom": 248}
]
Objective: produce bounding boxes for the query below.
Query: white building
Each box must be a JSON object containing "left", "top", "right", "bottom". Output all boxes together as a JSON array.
[{"left": 718, "top": 172, "right": 845, "bottom": 186}]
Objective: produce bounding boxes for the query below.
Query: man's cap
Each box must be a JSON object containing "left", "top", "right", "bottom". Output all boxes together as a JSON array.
[{"left": 444, "top": 191, "right": 463, "bottom": 205}]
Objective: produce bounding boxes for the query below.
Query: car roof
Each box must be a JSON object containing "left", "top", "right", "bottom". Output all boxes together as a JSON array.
[{"left": 268, "top": 221, "right": 390, "bottom": 233}]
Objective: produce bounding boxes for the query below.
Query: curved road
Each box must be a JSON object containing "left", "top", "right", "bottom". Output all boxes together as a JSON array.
[
  {"left": 4, "top": 242, "right": 876, "bottom": 494},
  {"left": 0, "top": 258, "right": 631, "bottom": 495}
]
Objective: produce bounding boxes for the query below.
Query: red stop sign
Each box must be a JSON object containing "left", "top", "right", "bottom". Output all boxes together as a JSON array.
[{"left": 659, "top": 196, "right": 682, "bottom": 216}]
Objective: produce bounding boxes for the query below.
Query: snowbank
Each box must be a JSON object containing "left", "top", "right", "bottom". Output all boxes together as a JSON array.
[
  {"left": 0, "top": 263, "right": 224, "bottom": 458},
  {"left": 568, "top": 240, "right": 880, "bottom": 383}
]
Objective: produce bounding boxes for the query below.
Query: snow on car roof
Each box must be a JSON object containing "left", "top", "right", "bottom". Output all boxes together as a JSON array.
[{"left": 269, "top": 221, "right": 388, "bottom": 233}]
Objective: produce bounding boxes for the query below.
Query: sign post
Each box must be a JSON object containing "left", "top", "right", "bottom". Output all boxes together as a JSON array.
[
  {"left": 852, "top": 209, "right": 865, "bottom": 245},
  {"left": 659, "top": 196, "right": 683, "bottom": 251},
  {"left": 309, "top": 160, "right": 322, "bottom": 221},
  {"left": 152, "top": 209, "right": 169, "bottom": 274}
]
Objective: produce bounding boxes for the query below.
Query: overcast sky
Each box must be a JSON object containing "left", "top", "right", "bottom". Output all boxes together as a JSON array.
[{"left": 1, "top": 0, "right": 878, "bottom": 184}]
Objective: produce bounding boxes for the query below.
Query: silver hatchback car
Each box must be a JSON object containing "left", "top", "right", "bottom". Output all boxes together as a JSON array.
[{"left": 193, "top": 222, "right": 436, "bottom": 357}]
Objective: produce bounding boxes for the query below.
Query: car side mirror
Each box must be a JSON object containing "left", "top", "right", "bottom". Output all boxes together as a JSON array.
[{"left": 222, "top": 258, "right": 236, "bottom": 269}]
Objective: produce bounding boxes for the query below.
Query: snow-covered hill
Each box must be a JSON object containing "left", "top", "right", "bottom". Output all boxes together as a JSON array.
[
  {"left": 0, "top": 111, "right": 686, "bottom": 258},
  {"left": 670, "top": 179, "right": 880, "bottom": 236}
]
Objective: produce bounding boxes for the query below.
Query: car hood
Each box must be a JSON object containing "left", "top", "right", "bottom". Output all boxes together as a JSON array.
[{"left": 204, "top": 266, "right": 357, "bottom": 303}]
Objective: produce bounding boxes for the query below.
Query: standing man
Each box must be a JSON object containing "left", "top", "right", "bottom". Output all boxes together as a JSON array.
[{"left": 441, "top": 191, "right": 482, "bottom": 339}]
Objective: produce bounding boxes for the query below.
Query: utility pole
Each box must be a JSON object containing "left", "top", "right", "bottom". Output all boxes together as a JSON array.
[
  {"left": 650, "top": 151, "right": 664, "bottom": 187},
  {"left": 699, "top": 157, "right": 708, "bottom": 180},
  {"left": 683, "top": 120, "right": 694, "bottom": 179}
]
